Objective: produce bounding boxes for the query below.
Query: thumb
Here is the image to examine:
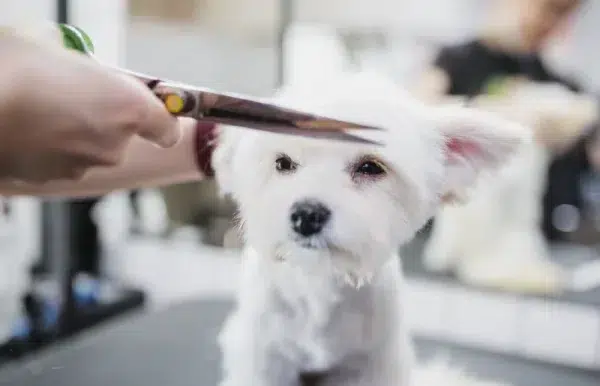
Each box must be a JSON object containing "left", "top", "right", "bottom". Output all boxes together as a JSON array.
[
  {"left": 137, "top": 91, "right": 182, "bottom": 148},
  {"left": 124, "top": 75, "right": 182, "bottom": 148}
]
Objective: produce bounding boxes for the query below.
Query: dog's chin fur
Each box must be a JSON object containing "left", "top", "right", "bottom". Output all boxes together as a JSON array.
[
  {"left": 213, "top": 72, "right": 527, "bottom": 386},
  {"left": 272, "top": 241, "right": 386, "bottom": 289}
]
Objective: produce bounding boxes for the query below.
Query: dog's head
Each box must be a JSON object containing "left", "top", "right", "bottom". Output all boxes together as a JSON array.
[{"left": 213, "top": 74, "right": 527, "bottom": 285}]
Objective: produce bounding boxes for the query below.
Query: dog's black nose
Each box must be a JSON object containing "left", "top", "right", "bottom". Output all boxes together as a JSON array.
[{"left": 290, "top": 200, "right": 331, "bottom": 237}]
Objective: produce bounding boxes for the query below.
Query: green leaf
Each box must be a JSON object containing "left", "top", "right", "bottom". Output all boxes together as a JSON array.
[{"left": 57, "top": 24, "right": 95, "bottom": 55}]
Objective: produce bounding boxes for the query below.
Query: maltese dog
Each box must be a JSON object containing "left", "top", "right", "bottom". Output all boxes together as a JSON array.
[{"left": 211, "top": 73, "right": 527, "bottom": 386}]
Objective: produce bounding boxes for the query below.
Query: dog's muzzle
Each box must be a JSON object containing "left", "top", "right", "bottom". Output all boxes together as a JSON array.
[{"left": 290, "top": 199, "right": 331, "bottom": 237}]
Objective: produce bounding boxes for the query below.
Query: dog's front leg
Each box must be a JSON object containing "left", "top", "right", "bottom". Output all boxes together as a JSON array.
[
  {"left": 219, "top": 356, "right": 299, "bottom": 386},
  {"left": 326, "top": 360, "right": 410, "bottom": 386},
  {"left": 355, "top": 351, "right": 412, "bottom": 386},
  {"left": 324, "top": 339, "right": 413, "bottom": 386},
  {"left": 218, "top": 310, "right": 300, "bottom": 386}
]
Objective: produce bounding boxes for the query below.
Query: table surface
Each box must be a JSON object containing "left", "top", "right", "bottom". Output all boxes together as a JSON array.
[
  {"left": 401, "top": 236, "right": 600, "bottom": 307},
  {"left": 0, "top": 299, "right": 597, "bottom": 386}
]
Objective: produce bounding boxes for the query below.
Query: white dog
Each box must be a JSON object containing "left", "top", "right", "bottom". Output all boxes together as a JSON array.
[
  {"left": 423, "top": 80, "right": 598, "bottom": 294},
  {"left": 212, "top": 73, "right": 527, "bottom": 386}
]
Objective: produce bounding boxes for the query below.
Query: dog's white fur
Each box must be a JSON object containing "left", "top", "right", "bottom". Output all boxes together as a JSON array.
[
  {"left": 424, "top": 80, "right": 598, "bottom": 294},
  {"left": 213, "top": 73, "right": 527, "bottom": 386}
]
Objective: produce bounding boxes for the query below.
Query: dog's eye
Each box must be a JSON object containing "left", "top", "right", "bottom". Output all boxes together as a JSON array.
[
  {"left": 353, "top": 159, "right": 387, "bottom": 177},
  {"left": 275, "top": 154, "right": 297, "bottom": 173}
]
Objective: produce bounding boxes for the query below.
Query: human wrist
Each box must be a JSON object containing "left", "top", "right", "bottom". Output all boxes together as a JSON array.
[
  {"left": 194, "top": 121, "right": 217, "bottom": 177},
  {"left": 0, "top": 29, "right": 26, "bottom": 176}
]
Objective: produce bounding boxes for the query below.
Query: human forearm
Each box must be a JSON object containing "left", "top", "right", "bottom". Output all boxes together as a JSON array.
[
  {"left": 0, "top": 118, "right": 213, "bottom": 197},
  {"left": 0, "top": 29, "right": 28, "bottom": 176}
]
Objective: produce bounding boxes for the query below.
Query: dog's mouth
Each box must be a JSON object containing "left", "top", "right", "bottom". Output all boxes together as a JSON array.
[
  {"left": 292, "top": 236, "right": 347, "bottom": 257},
  {"left": 294, "top": 235, "right": 330, "bottom": 250},
  {"left": 274, "top": 237, "right": 376, "bottom": 287},
  {"left": 273, "top": 237, "right": 333, "bottom": 263},
  {"left": 284, "top": 237, "right": 374, "bottom": 288}
]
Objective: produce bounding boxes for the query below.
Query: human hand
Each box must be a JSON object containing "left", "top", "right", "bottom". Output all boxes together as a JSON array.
[
  {"left": 475, "top": 80, "right": 597, "bottom": 153},
  {"left": 0, "top": 29, "right": 180, "bottom": 183}
]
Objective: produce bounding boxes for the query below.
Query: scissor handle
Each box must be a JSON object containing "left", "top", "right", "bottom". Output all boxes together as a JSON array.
[
  {"left": 57, "top": 23, "right": 197, "bottom": 117},
  {"left": 118, "top": 67, "right": 199, "bottom": 116}
]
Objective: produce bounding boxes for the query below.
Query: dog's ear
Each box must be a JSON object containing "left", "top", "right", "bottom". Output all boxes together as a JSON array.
[
  {"left": 434, "top": 106, "right": 529, "bottom": 202},
  {"left": 211, "top": 125, "right": 240, "bottom": 196}
]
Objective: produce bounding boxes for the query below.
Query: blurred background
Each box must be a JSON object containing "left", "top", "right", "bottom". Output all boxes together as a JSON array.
[{"left": 1, "top": 0, "right": 600, "bottom": 385}]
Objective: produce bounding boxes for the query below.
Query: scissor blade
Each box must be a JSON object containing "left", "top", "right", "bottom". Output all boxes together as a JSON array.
[
  {"left": 196, "top": 89, "right": 384, "bottom": 132},
  {"left": 201, "top": 117, "right": 382, "bottom": 146}
]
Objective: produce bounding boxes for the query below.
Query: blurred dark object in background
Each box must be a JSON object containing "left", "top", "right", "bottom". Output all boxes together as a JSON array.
[
  {"left": 69, "top": 198, "right": 101, "bottom": 275},
  {"left": 160, "top": 180, "right": 237, "bottom": 247},
  {"left": 546, "top": 124, "right": 600, "bottom": 244},
  {"left": 128, "top": 190, "right": 143, "bottom": 236}
]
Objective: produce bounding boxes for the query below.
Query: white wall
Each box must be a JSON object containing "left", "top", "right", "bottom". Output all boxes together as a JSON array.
[
  {"left": 296, "top": 0, "right": 485, "bottom": 41},
  {"left": 70, "top": 0, "right": 127, "bottom": 66},
  {"left": 125, "top": 21, "right": 278, "bottom": 96},
  {"left": 192, "top": 0, "right": 484, "bottom": 40},
  {"left": 564, "top": 1, "right": 600, "bottom": 92},
  {"left": 0, "top": 0, "right": 56, "bottom": 25},
  {"left": 0, "top": 0, "right": 126, "bottom": 67}
]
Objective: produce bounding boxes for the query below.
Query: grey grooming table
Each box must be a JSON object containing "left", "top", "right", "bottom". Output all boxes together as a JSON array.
[{"left": 0, "top": 300, "right": 597, "bottom": 386}]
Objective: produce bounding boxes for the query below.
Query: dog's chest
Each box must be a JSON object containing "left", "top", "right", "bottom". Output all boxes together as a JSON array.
[{"left": 271, "top": 279, "right": 376, "bottom": 372}]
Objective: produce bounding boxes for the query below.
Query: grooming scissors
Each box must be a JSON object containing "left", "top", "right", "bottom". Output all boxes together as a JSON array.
[{"left": 58, "top": 24, "right": 383, "bottom": 145}]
